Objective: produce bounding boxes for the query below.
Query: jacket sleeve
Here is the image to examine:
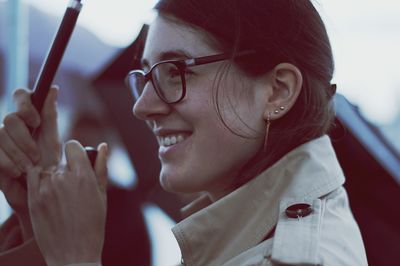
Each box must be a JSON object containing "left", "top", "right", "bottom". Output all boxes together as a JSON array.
[{"left": 0, "top": 214, "right": 46, "bottom": 266}]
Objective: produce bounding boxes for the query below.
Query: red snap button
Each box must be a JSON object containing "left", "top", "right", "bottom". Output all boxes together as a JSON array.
[{"left": 285, "top": 203, "right": 313, "bottom": 218}]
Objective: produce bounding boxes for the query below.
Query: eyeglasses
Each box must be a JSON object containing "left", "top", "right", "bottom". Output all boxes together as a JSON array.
[{"left": 125, "top": 51, "right": 254, "bottom": 104}]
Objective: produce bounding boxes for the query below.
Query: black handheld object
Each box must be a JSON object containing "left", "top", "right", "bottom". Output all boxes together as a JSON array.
[
  {"left": 31, "top": 0, "right": 97, "bottom": 161},
  {"left": 30, "top": 0, "right": 82, "bottom": 112},
  {"left": 85, "top": 147, "right": 98, "bottom": 167},
  {"left": 20, "top": 0, "right": 96, "bottom": 189}
]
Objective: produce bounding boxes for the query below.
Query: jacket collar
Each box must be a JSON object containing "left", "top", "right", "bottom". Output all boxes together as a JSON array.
[{"left": 172, "top": 135, "right": 345, "bottom": 266}]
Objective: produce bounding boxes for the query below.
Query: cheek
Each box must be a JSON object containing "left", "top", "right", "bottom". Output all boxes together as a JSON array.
[
  {"left": 217, "top": 90, "right": 265, "bottom": 138},
  {"left": 200, "top": 132, "right": 263, "bottom": 191},
  {"left": 193, "top": 115, "right": 263, "bottom": 185}
]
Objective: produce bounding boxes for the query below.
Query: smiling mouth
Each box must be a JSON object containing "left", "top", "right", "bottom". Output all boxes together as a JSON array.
[{"left": 157, "top": 133, "right": 191, "bottom": 147}]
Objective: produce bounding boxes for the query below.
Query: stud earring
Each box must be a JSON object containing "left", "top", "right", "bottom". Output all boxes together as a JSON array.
[{"left": 274, "top": 106, "right": 286, "bottom": 114}]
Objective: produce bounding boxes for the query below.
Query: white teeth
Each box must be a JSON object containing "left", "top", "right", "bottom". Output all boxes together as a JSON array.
[{"left": 159, "top": 134, "right": 188, "bottom": 147}]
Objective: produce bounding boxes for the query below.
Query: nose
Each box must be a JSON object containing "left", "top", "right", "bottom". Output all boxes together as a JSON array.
[{"left": 133, "top": 81, "right": 171, "bottom": 121}]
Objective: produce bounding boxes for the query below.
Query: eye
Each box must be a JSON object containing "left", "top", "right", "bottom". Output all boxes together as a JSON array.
[{"left": 167, "top": 66, "right": 181, "bottom": 78}]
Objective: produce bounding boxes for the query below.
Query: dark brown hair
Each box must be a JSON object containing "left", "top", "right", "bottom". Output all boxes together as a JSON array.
[{"left": 154, "top": 0, "right": 336, "bottom": 186}]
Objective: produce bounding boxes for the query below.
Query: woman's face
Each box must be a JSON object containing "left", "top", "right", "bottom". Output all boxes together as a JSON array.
[{"left": 133, "top": 16, "right": 266, "bottom": 200}]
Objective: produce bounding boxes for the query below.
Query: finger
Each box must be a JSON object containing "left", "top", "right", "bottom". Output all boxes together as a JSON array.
[
  {"left": 13, "top": 88, "right": 41, "bottom": 129},
  {"left": 36, "top": 86, "right": 61, "bottom": 168},
  {"left": 0, "top": 128, "right": 33, "bottom": 172},
  {"left": 3, "top": 113, "right": 40, "bottom": 163},
  {"left": 26, "top": 166, "right": 42, "bottom": 199},
  {"left": 95, "top": 143, "right": 108, "bottom": 193},
  {"left": 0, "top": 148, "right": 22, "bottom": 178},
  {"left": 40, "top": 86, "right": 59, "bottom": 138},
  {"left": 65, "top": 140, "right": 92, "bottom": 174}
]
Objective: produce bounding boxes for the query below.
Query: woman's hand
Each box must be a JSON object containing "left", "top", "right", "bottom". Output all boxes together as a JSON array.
[
  {"left": 0, "top": 87, "right": 61, "bottom": 240},
  {"left": 27, "top": 140, "right": 108, "bottom": 266}
]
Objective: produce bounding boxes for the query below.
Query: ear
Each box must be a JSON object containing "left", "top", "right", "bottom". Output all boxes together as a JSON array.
[{"left": 262, "top": 63, "right": 303, "bottom": 121}]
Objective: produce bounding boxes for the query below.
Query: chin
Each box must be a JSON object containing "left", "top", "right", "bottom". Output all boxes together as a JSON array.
[
  {"left": 159, "top": 167, "right": 204, "bottom": 194},
  {"left": 159, "top": 172, "right": 174, "bottom": 192}
]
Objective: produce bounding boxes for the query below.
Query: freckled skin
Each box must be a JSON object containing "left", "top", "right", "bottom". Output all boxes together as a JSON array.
[{"left": 133, "top": 16, "right": 266, "bottom": 200}]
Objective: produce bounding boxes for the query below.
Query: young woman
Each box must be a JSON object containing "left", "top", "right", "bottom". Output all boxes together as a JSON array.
[{"left": 0, "top": 0, "right": 368, "bottom": 265}]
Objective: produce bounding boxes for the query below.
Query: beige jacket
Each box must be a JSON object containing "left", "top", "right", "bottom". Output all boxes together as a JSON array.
[
  {"left": 0, "top": 136, "right": 367, "bottom": 266},
  {"left": 172, "top": 136, "right": 368, "bottom": 266}
]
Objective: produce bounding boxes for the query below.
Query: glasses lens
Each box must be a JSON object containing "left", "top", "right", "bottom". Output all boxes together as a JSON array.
[
  {"left": 152, "top": 62, "right": 183, "bottom": 103},
  {"left": 127, "top": 71, "right": 146, "bottom": 101}
]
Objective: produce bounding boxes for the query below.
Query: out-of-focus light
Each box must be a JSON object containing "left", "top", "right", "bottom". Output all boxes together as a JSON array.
[
  {"left": 143, "top": 204, "right": 181, "bottom": 266},
  {"left": 319, "top": 0, "right": 400, "bottom": 125},
  {"left": 25, "top": 0, "right": 157, "bottom": 47},
  {"left": 108, "top": 146, "right": 137, "bottom": 189},
  {"left": 0, "top": 192, "right": 12, "bottom": 224}
]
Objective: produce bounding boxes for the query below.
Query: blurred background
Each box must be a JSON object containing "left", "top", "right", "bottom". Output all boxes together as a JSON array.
[{"left": 0, "top": 0, "right": 399, "bottom": 265}]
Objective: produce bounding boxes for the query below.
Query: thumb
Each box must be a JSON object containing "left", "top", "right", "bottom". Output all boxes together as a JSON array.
[{"left": 94, "top": 143, "right": 108, "bottom": 194}]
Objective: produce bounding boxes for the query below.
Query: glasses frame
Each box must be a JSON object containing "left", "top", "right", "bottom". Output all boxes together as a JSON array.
[{"left": 126, "top": 50, "right": 254, "bottom": 104}]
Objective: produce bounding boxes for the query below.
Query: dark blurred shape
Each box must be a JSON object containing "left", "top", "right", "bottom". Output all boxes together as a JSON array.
[
  {"left": 68, "top": 111, "right": 111, "bottom": 147},
  {"left": 90, "top": 24, "right": 184, "bottom": 265},
  {"left": 92, "top": 24, "right": 183, "bottom": 222},
  {"left": 330, "top": 95, "right": 400, "bottom": 266},
  {"left": 68, "top": 111, "right": 151, "bottom": 266},
  {"left": 93, "top": 25, "right": 158, "bottom": 196},
  {"left": 30, "top": 0, "right": 83, "bottom": 114},
  {"left": 103, "top": 186, "right": 151, "bottom": 266},
  {"left": 92, "top": 24, "right": 148, "bottom": 84}
]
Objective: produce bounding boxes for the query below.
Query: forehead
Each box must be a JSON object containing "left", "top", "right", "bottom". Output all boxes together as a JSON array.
[{"left": 143, "top": 15, "right": 217, "bottom": 64}]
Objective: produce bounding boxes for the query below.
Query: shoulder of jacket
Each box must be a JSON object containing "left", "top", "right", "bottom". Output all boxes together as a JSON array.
[
  {"left": 270, "top": 187, "right": 367, "bottom": 266},
  {"left": 223, "top": 197, "right": 327, "bottom": 266},
  {"left": 270, "top": 195, "right": 327, "bottom": 265}
]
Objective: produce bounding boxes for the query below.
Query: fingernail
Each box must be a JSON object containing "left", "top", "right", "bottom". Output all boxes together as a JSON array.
[
  {"left": 51, "top": 84, "right": 60, "bottom": 91},
  {"left": 98, "top": 142, "right": 108, "bottom": 156},
  {"left": 53, "top": 87, "right": 59, "bottom": 101}
]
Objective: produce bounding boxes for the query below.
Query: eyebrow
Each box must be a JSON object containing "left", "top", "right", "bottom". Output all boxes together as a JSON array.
[{"left": 141, "top": 49, "right": 194, "bottom": 68}]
